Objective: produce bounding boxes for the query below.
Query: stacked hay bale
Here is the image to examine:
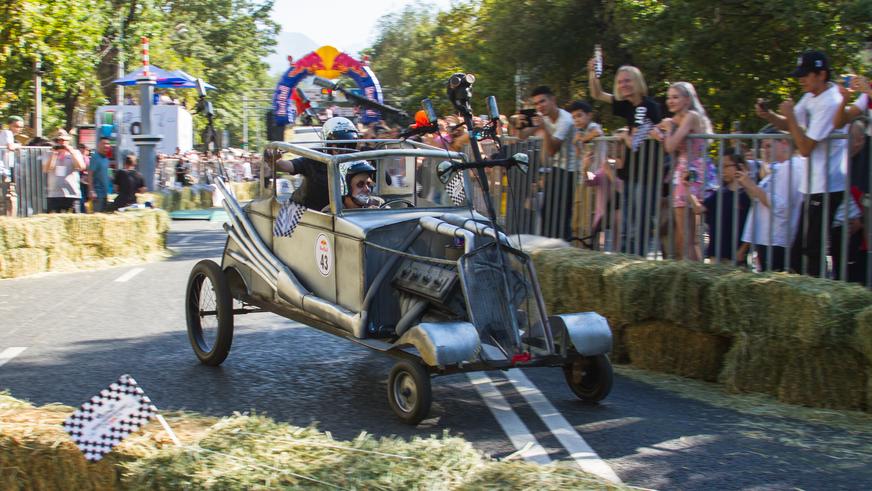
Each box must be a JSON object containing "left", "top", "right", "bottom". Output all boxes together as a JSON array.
[
  {"left": 533, "top": 248, "right": 872, "bottom": 412},
  {"left": 141, "top": 182, "right": 259, "bottom": 212},
  {"left": 0, "top": 211, "right": 169, "bottom": 279},
  {"left": 0, "top": 393, "right": 627, "bottom": 490}
]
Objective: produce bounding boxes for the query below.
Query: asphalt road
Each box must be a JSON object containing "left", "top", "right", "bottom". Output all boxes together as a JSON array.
[{"left": 1, "top": 219, "right": 871, "bottom": 490}]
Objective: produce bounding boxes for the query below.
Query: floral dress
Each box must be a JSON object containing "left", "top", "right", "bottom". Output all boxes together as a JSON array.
[{"left": 671, "top": 133, "right": 706, "bottom": 208}]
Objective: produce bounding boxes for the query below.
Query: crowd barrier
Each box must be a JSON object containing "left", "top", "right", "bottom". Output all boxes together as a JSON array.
[{"left": 461, "top": 120, "right": 872, "bottom": 287}]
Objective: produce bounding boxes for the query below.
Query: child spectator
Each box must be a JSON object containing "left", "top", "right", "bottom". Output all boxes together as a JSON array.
[
  {"left": 651, "top": 82, "right": 712, "bottom": 260},
  {"left": 703, "top": 151, "right": 751, "bottom": 263},
  {"left": 740, "top": 130, "right": 806, "bottom": 272}
]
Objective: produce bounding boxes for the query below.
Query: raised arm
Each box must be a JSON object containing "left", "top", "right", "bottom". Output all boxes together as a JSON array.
[
  {"left": 587, "top": 58, "right": 613, "bottom": 104},
  {"left": 662, "top": 112, "right": 698, "bottom": 154}
]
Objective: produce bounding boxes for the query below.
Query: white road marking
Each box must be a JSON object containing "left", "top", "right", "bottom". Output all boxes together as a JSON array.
[
  {"left": 507, "top": 368, "right": 622, "bottom": 483},
  {"left": 114, "top": 268, "right": 145, "bottom": 283},
  {"left": 0, "top": 347, "right": 27, "bottom": 368},
  {"left": 466, "top": 372, "right": 552, "bottom": 465},
  {"left": 177, "top": 235, "right": 193, "bottom": 245}
]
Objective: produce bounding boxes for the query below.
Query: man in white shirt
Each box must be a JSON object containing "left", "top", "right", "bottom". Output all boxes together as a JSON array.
[
  {"left": 739, "top": 130, "right": 806, "bottom": 272},
  {"left": 0, "top": 116, "right": 24, "bottom": 178},
  {"left": 756, "top": 51, "right": 848, "bottom": 277},
  {"left": 515, "top": 85, "right": 576, "bottom": 240}
]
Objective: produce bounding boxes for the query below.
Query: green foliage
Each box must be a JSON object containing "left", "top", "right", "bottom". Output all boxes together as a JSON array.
[
  {"left": 0, "top": 0, "right": 278, "bottom": 147},
  {"left": 367, "top": 0, "right": 872, "bottom": 131}
]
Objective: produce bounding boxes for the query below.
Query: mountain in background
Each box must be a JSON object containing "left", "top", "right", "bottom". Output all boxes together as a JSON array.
[{"left": 264, "top": 32, "right": 320, "bottom": 75}]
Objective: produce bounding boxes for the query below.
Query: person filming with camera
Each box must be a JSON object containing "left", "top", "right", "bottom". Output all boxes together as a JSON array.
[{"left": 43, "top": 128, "right": 86, "bottom": 213}]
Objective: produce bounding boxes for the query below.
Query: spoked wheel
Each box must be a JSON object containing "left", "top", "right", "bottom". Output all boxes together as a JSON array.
[
  {"left": 387, "top": 360, "right": 432, "bottom": 425},
  {"left": 563, "top": 353, "right": 613, "bottom": 402},
  {"left": 186, "top": 260, "right": 234, "bottom": 366}
]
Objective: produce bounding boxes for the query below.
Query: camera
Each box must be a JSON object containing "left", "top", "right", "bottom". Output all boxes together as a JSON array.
[
  {"left": 843, "top": 75, "right": 854, "bottom": 89},
  {"left": 518, "top": 108, "right": 537, "bottom": 128}
]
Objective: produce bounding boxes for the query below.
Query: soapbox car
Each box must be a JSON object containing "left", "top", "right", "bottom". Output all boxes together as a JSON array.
[{"left": 185, "top": 88, "right": 613, "bottom": 425}]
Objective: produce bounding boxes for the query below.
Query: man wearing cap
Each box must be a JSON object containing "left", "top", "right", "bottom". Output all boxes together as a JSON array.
[
  {"left": 43, "top": 128, "right": 86, "bottom": 213},
  {"left": 756, "top": 50, "right": 848, "bottom": 277}
]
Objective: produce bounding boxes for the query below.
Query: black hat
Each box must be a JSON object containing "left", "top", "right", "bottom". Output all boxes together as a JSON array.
[{"left": 790, "top": 51, "right": 830, "bottom": 78}]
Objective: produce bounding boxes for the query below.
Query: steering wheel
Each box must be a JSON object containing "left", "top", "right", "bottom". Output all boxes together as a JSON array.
[{"left": 379, "top": 198, "right": 416, "bottom": 209}]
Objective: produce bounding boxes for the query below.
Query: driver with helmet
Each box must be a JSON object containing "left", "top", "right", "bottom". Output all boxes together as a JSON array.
[{"left": 275, "top": 116, "right": 380, "bottom": 211}]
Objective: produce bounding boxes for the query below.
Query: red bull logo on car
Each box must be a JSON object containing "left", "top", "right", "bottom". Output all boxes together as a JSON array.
[{"left": 273, "top": 46, "right": 384, "bottom": 125}]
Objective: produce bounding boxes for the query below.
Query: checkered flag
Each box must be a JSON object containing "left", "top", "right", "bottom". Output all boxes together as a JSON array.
[
  {"left": 446, "top": 172, "right": 466, "bottom": 206},
  {"left": 631, "top": 118, "right": 653, "bottom": 152},
  {"left": 274, "top": 199, "right": 306, "bottom": 238},
  {"left": 63, "top": 374, "right": 158, "bottom": 462}
]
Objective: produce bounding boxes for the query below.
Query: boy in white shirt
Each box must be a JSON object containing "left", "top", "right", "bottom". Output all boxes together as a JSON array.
[
  {"left": 739, "top": 130, "right": 806, "bottom": 272},
  {"left": 756, "top": 51, "right": 848, "bottom": 277}
]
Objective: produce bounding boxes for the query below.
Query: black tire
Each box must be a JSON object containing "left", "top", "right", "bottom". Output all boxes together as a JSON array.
[
  {"left": 563, "top": 353, "right": 613, "bottom": 402},
  {"left": 387, "top": 360, "right": 432, "bottom": 425},
  {"left": 186, "top": 259, "right": 234, "bottom": 366}
]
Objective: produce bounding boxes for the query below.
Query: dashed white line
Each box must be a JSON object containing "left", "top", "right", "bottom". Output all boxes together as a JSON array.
[
  {"left": 466, "top": 372, "right": 552, "bottom": 465},
  {"left": 0, "top": 347, "right": 27, "bottom": 367},
  {"left": 507, "top": 368, "right": 622, "bottom": 483},
  {"left": 114, "top": 268, "right": 145, "bottom": 283},
  {"left": 177, "top": 236, "right": 193, "bottom": 245}
]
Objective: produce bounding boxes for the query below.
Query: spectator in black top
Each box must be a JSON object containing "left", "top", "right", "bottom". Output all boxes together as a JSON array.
[
  {"left": 587, "top": 55, "right": 663, "bottom": 255},
  {"left": 703, "top": 151, "right": 751, "bottom": 263},
  {"left": 113, "top": 154, "right": 146, "bottom": 209}
]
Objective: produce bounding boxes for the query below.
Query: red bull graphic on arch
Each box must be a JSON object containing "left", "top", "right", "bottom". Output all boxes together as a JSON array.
[{"left": 273, "top": 46, "right": 384, "bottom": 125}]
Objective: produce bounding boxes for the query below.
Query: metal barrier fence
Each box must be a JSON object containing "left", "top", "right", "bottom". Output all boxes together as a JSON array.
[
  {"left": 1, "top": 147, "right": 51, "bottom": 217},
  {"left": 478, "top": 120, "right": 872, "bottom": 287}
]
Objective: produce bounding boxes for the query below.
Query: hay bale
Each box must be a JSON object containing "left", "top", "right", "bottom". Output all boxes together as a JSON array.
[
  {"left": 623, "top": 320, "right": 731, "bottom": 381},
  {"left": 721, "top": 336, "right": 869, "bottom": 411},
  {"left": 64, "top": 215, "right": 105, "bottom": 245},
  {"left": 0, "top": 217, "right": 28, "bottom": 249},
  {"left": 1, "top": 393, "right": 627, "bottom": 491},
  {"left": 1, "top": 248, "right": 47, "bottom": 278},
  {"left": 855, "top": 306, "right": 872, "bottom": 365}
]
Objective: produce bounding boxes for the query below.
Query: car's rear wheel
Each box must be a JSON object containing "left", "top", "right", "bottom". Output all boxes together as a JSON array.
[
  {"left": 186, "top": 260, "right": 234, "bottom": 366},
  {"left": 563, "top": 353, "right": 613, "bottom": 402},
  {"left": 387, "top": 360, "right": 432, "bottom": 425}
]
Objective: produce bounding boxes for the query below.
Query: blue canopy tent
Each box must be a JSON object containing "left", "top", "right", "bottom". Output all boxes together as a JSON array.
[{"left": 111, "top": 66, "right": 216, "bottom": 90}]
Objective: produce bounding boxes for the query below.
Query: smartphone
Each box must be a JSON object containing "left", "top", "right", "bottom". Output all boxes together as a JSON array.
[
  {"left": 520, "top": 108, "right": 537, "bottom": 128},
  {"left": 757, "top": 99, "right": 769, "bottom": 112},
  {"left": 843, "top": 75, "right": 854, "bottom": 88}
]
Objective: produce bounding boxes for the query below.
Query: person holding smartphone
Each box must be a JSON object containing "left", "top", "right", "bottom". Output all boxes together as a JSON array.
[
  {"left": 755, "top": 50, "right": 848, "bottom": 278},
  {"left": 587, "top": 55, "right": 662, "bottom": 255},
  {"left": 43, "top": 128, "right": 86, "bottom": 213},
  {"left": 833, "top": 74, "right": 871, "bottom": 128}
]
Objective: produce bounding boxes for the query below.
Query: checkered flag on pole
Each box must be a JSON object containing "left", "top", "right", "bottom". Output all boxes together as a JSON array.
[
  {"left": 274, "top": 199, "right": 306, "bottom": 238},
  {"left": 62, "top": 374, "right": 158, "bottom": 462},
  {"left": 446, "top": 172, "right": 466, "bottom": 206}
]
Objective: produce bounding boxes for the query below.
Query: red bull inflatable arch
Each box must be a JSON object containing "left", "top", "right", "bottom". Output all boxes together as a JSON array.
[{"left": 272, "top": 45, "right": 384, "bottom": 126}]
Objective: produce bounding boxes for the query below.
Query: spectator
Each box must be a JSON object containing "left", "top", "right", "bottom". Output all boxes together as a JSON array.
[
  {"left": 830, "top": 118, "right": 868, "bottom": 283},
  {"left": 739, "top": 131, "right": 806, "bottom": 272},
  {"left": 515, "top": 86, "right": 575, "bottom": 240},
  {"left": 0, "top": 115, "right": 24, "bottom": 178},
  {"left": 756, "top": 51, "right": 848, "bottom": 277},
  {"left": 836, "top": 75, "right": 871, "bottom": 193},
  {"left": 703, "top": 150, "right": 751, "bottom": 263},
  {"left": 651, "top": 82, "right": 712, "bottom": 260},
  {"left": 77, "top": 143, "right": 91, "bottom": 213},
  {"left": 113, "top": 153, "right": 146, "bottom": 210},
  {"left": 581, "top": 151, "right": 621, "bottom": 251},
  {"left": 43, "top": 128, "right": 86, "bottom": 213},
  {"left": 88, "top": 137, "right": 112, "bottom": 212},
  {"left": 587, "top": 56, "right": 663, "bottom": 255}
]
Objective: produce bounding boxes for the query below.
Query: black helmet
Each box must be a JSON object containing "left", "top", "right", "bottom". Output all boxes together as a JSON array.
[
  {"left": 341, "top": 160, "right": 376, "bottom": 196},
  {"left": 323, "top": 116, "right": 358, "bottom": 150}
]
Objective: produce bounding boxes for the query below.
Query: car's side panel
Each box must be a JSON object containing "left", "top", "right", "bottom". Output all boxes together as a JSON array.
[{"left": 274, "top": 209, "right": 336, "bottom": 303}]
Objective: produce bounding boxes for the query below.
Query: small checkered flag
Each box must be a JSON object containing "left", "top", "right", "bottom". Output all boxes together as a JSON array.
[
  {"left": 446, "top": 172, "right": 466, "bottom": 206},
  {"left": 274, "top": 199, "right": 306, "bottom": 238},
  {"left": 63, "top": 374, "right": 158, "bottom": 462}
]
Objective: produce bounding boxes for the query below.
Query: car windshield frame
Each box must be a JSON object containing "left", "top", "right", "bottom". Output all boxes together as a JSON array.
[{"left": 262, "top": 139, "right": 469, "bottom": 215}]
